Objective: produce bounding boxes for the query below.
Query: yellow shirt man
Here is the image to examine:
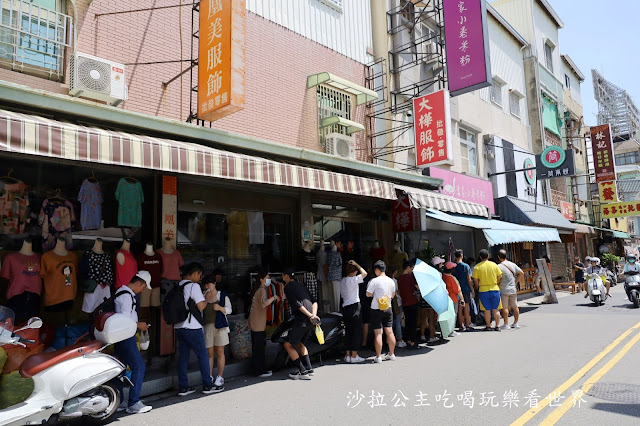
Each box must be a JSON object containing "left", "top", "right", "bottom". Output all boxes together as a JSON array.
[{"left": 472, "top": 260, "right": 502, "bottom": 293}]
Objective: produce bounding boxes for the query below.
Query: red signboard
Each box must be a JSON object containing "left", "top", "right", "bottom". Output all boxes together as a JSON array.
[
  {"left": 590, "top": 124, "right": 616, "bottom": 183},
  {"left": 392, "top": 195, "right": 420, "bottom": 232},
  {"left": 413, "top": 90, "right": 453, "bottom": 168},
  {"left": 560, "top": 201, "right": 575, "bottom": 221}
]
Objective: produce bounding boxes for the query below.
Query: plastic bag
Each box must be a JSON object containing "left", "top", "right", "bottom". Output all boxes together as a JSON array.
[
  {"left": 139, "top": 329, "right": 150, "bottom": 351},
  {"left": 315, "top": 325, "right": 325, "bottom": 345},
  {"left": 470, "top": 298, "right": 478, "bottom": 316}
]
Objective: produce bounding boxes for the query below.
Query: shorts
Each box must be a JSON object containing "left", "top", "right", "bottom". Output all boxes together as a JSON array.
[
  {"left": 500, "top": 293, "right": 518, "bottom": 309},
  {"left": 361, "top": 297, "right": 372, "bottom": 324},
  {"left": 140, "top": 287, "right": 161, "bottom": 308},
  {"left": 479, "top": 290, "right": 502, "bottom": 311},
  {"left": 204, "top": 323, "right": 230, "bottom": 348},
  {"left": 462, "top": 293, "right": 472, "bottom": 305},
  {"left": 370, "top": 309, "right": 393, "bottom": 330},
  {"left": 285, "top": 323, "right": 310, "bottom": 346}
]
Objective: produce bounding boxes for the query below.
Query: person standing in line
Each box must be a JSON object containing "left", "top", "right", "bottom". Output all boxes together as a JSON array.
[
  {"left": 472, "top": 250, "right": 503, "bottom": 332},
  {"left": 453, "top": 250, "right": 474, "bottom": 331},
  {"left": 248, "top": 271, "right": 280, "bottom": 377},
  {"left": 115, "top": 272, "right": 152, "bottom": 414},
  {"left": 390, "top": 266, "right": 406, "bottom": 348},
  {"left": 282, "top": 268, "right": 319, "bottom": 380},
  {"left": 497, "top": 250, "right": 524, "bottom": 330},
  {"left": 442, "top": 262, "right": 464, "bottom": 338},
  {"left": 202, "top": 274, "right": 232, "bottom": 393},
  {"left": 366, "top": 260, "right": 397, "bottom": 363},
  {"left": 397, "top": 260, "right": 419, "bottom": 349},
  {"left": 175, "top": 263, "right": 216, "bottom": 396},
  {"left": 340, "top": 260, "right": 367, "bottom": 363}
]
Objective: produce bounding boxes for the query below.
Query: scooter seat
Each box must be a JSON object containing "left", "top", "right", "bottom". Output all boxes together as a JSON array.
[{"left": 19, "top": 340, "right": 103, "bottom": 378}]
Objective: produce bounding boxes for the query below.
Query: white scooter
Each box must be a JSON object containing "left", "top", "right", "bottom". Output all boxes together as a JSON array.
[
  {"left": 586, "top": 273, "right": 608, "bottom": 306},
  {"left": 0, "top": 306, "right": 137, "bottom": 425}
]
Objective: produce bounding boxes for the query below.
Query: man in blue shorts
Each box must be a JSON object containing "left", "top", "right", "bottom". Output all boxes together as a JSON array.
[{"left": 472, "top": 249, "right": 503, "bottom": 331}]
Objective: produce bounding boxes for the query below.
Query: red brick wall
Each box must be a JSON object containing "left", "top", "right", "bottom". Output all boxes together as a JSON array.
[{"left": 0, "top": 0, "right": 370, "bottom": 161}]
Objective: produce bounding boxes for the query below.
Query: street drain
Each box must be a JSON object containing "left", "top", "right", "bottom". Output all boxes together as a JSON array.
[{"left": 587, "top": 383, "right": 640, "bottom": 404}]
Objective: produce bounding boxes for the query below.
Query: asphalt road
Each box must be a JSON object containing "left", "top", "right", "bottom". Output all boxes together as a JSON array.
[{"left": 111, "top": 283, "right": 640, "bottom": 426}]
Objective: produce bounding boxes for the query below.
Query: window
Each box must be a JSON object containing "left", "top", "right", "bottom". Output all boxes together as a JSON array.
[
  {"left": 564, "top": 74, "right": 571, "bottom": 89},
  {"left": 0, "top": 0, "right": 71, "bottom": 81},
  {"left": 615, "top": 151, "right": 640, "bottom": 166},
  {"left": 400, "top": 0, "right": 415, "bottom": 21},
  {"left": 544, "top": 42, "right": 554, "bottom": 72},
  {"left": 317, "top": 0, "right": 343, "bottom": 13},
  {"left": 317, "top": 85, "right": 352, "bottom": 143},
  {"left": 509, "top": 92, "right": 521, "bottom": 117},
  {"left": 490, "top": 80, "right": 503, "bottom": 106},
  {"left": 459, "top": 127, "right": 477, "bottom": 175}
]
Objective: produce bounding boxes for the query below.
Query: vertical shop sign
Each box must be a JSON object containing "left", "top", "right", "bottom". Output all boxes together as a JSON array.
[
  {"left": 198, "top": 0, "right": 246, "bottom": 121},
  {"left": 162, "top": 176, "right": 177, "bottom": 248},
  {"left": 392, "top": 195, "right": 420, "bottom": 232},
  {"left": 598, "top": 181, "right": 618, "bottom": 203},
  {"left": 590, "top": 124, "right": 616, "bottom": 183},
  {"left": 413, "top": 90, "right": 453, "bottom": 168},
  {"left": 443, "top": 0, "right": 492, "bottom": 97},
  {"left": 560, "top": 201, "right": 575, "bottom": 221}
]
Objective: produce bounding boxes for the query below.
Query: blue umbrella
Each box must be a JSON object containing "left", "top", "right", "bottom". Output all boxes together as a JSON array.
[
  {"left": 413, "top": 259, "right": 450, "bottom": 314},
  {"left": 438, "top": 298, "right": 456, "bottom": 338}
]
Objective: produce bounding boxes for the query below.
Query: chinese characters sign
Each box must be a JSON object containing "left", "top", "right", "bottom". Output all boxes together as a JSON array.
[
  {"left": 198, "top": 0, "right": 246, "bottom": 122},
  {"left": 523, "top": 158, "right": 536, "bottom": 186},
  {"left": 560, "top": 201, "right": 575, "bottom": 221},
  {"left": 602, "top": 201, "right": 640, "bottom": 219},
  {"left": 443, "top": 0, "right": 491, "bottom": 97},
  {"left": 590, "top": 124, "right": 616, "bottom": 183},
  {"left": 162, "top": 175, "right": 177, "bottom": 248},
  {"left": 413, "top": 90, "right": 452, "bottom": 168},
  {"left": 429, "top": 167, "right": 494, "bottom": 214},
  {"left": 598, "top": 181, "right": 618, "bottom": 203},
  {"left": 392, "top": 195, "right": 420, "bottom": 232},
  {"left": 536, "top": 148, "right": 575, "bottom": 180}
]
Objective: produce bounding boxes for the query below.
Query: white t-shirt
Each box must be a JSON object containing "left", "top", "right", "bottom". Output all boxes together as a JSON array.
[
  {"left": 367, "top": 275, "right": 395, "bottom": 310},
  {"left": 174, "top": 280, "right": 205, "bottom": 330},
  {"left": 340, "top": 274, "right": 363, "bottom": 306},
  {"left": 114, "top": 286, "right": 138, "bottom": 323}
]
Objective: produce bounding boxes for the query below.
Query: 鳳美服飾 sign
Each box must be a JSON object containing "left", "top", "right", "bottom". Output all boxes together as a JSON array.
[
  {"left": 536, "top": 147, "right": 575, "bottom": 180},
  {"left": 598, "top": 181, "right": 618, "bottom": 203},
  {"left": 413, "top": 90, "right": 453, "bottom": 168},
  {"left": 590, "top": 124, "right": 616, "bottom": 183},
  {"left": 198, "top": 0, "right": 246, "bottom": 122},
  {"left": 602, "top": 201, "right": 640, "bottom": 219}
]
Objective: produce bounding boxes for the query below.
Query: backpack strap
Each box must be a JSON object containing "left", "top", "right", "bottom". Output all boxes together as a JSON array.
[{"left": 114, "top": 288, "right": 137, "bottom": 313}]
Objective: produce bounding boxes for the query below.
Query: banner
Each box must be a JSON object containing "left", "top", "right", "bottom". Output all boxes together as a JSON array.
[
  {"left": 443, "top": 0, "right": 491, "bottom": 97},
  {"left": 429, "top": 167, "right": 494, "bottom": 214},
  {"left": 392, "top": 195, "right": 420, "bottom": 232},
  {"left": 590, "top": 124, "right": 616, "bottom": 183},
  {"left": 413, "top": 90, "right": 453, "bottom": 168},
  {"left": 198, "top": 0, "right": 246, "bottom": 121},
  {"left": 598, "top": 181, "right": 618, "bottom": 203},
  {"left": 602, "top": 201, "right": 640, "bottom": 219},
  {"left": 536, "top": 147, "right": 575, "bottom": 180}
]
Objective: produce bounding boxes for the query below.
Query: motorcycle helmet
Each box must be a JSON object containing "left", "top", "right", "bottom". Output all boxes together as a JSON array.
[
  {"left": 592, "top": 257, "right": 601, "bottom": 266},
  {"left": 626, "top": 254, "right": 636, "bottom": 263}
]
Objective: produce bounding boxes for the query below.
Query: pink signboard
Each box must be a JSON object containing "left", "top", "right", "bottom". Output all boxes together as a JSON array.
[
  {"left": 443, "top": 0, "right": 492, "bottom": 97},
  {"left": 429, "top": 167, "right": 495, "bottom": 214}
]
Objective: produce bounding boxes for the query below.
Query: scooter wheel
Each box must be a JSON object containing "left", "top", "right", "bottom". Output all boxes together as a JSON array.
[
  {"left": 632, "top": 291, "right": 640, "bottom": 309},
  {"left": 86, "top": 382, "right": 120, "bottom": 424}
]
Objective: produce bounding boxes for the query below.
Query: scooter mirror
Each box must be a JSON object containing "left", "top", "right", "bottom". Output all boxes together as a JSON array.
[{"left": 26, "top": 318, "right": 43, "bottom": 329}]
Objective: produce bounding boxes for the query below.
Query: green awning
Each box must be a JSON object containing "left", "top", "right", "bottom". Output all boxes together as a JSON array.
[
  {"left": 307, "top": 72, "right": 378, "bottom": 105},
  {"left": 320, "top": 116, "right": 365, "bottom": 134},
  {"left": 612, "top": 230, "right": 631, "bottom": 239},
  {"left": 542, "top": 95, "right": 561, "bottom": 137}
]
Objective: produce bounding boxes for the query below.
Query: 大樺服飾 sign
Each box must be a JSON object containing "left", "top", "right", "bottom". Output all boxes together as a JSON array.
[
  {"left": 198, "top": 0, "right": 246, "bottom": 122},
  {"left": 598, "top": 181, "right": 618, "bottom": 203},
  {"left": 443, "top": 0, "right": 491, "bottom": 97},
  {"left": 590, "top": 124, "right": 616, "bottom": 183},
  {"left": 413, "top": 90, "right": 452, "bottom": 168},
  {"left": 536, "top": 147, "right": 575, "bottom": 180},
  {"left": 602, "top": 201, "right": 640, "bottom": 219}
]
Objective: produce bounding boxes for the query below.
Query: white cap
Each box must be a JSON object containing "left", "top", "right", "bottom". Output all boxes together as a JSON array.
[
  {"left": 432, "top": 256, "right": 445, "bottom": 266},
  {"left": 585, "top": 256, "right": 592, "bottom": 262},
  {"left": 136, "top": 270, "right": 152, "bottom": 290}
]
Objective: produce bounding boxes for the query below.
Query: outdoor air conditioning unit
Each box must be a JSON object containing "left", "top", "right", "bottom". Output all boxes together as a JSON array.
[
  {"left": 422, "top": 42, "right": 438, "bottom": 64},
  {"left": 326, "top": 133, "right": 356, "bottom": 160},
  {"left": 70, "top": 52, "right": 128, "bottom": 106}
]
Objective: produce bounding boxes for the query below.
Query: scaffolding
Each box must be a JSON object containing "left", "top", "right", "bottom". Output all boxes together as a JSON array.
[{"left": 592, "top": 69, "right": 640, "bottom": 141}]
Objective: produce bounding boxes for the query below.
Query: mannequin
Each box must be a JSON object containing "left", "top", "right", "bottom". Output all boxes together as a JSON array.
[
  {"left": 1, "top": 238, "right": 41, "bottom": 322},
  {"left": 138, "top": 242, "right": 163, "bottom": 307},
  {"left": 161, "top": 238, "right": 174, "bottom": 254},
  {"left": 81, "top": 238, "right": 113, "bottom": 313},
  {"left": 40, "top": 237, "right": 77, "bottom": 312},
  {"left": 117, "top": 239, "right": 131, "bottom": 266},
  {"left": 157, "top": 237, "right": 184, "bottom": 298},
  {"left": 327, "top": 240, "right": 343, "bottom": 313},
  {"left": 370, "top": 240, "right": 386, "bottom": 264},
  {"left": 53, "top": 238, "right": 68, "bottom": 257},
  {"left": 92, "top": 237, "right": 104, "bottom": 254},
  {"left": 115, "top": 239, "right": 137, "bottom": 289},
  {"left": 144, "top": 243, "right": 155, "bottom": 256},
  {"left": 389, "top": 241, "right": 408, "bottom": 274},
  {"left": 300, "top": 241, "right": 318, "bottom": 301}
]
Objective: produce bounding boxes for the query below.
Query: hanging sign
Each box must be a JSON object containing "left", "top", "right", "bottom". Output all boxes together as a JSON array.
[
  {"left": 162, "top": 175, "right": 178, "bottom": 248},
  {"left": 523, "top": 157, "right": 536, "bottom": 185},
  {"left": 598, "top": 180, "right": 618, "bottom": 203},
  {"left": 602, "top": 201, "right": 640, "bottom": 219},
  {"left": 536, "top": 147, "right": 575, "bottom": 180},
  {"left": 429, "top": 167, "right": 494, "bottom": 214},
  {"left": 590, "top": 124, "right": 616, "bottom": 183},
  {"left": 413, "top": 90, "right": 453, "bottom": 168},
  {"left": 560, "top": 201, "right": 575, "bottom": 221},
  {"left": 198, "top": 0, "right": 246, "bottom": 121},
  {"left": 392, "top": 195, "right": 420, "bottom": 232},
  {"left": 443, "top": 0, "right": 492, "bottom": 97}
]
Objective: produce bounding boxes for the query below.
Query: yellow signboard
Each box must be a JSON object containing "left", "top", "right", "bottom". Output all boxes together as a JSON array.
[
  {"left": 598, "top": 180, "right": 618, "bottom": 203},
  {"left": 602, "top": 201, "right": 640, "bottom": 219}
]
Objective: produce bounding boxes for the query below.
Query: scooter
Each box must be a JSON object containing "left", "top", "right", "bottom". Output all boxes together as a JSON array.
[
  {"left": 270, "top": 312, "right": 345, "bottom": 371},
  {"left": 624, "top": 270, "right": 640, "bottom": 308},
  {"left": 0, "top": 306, "right": 137, "bottom": 425},
  {"left": 586, "top": 273, "right": 608, "bottom": 306}
]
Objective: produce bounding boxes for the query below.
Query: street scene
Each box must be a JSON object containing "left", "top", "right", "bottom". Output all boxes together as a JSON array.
[{"left": 0, "top": 0, "right": 639, "bottom": 425}]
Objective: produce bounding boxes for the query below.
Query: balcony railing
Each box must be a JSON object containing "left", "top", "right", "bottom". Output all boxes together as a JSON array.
[
  {"left": 538, "top": 63, "right": 564, "bottom": 100},
  {"left": 0, "top": 0, "right": 72, "bottom": 80}
]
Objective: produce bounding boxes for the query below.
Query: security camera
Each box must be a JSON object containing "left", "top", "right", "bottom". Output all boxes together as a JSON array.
[{"left": 405, "top": 109, "right": 412, "bottom": 117}]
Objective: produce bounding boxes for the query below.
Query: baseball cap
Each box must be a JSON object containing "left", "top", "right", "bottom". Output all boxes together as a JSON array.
[
  {"left": 282, "top": 267, "right": 296, "bottom": 278},
  {"left": 445, "top": 261, "right": 457, "bottom": 270},
  {"left": 432, "top": 256, "right": 445, "bottom": 266},
  {"left": 373, "top": 260, "right": 386, "bottom": 272},
  {"left": 135, "top": 271, "right": 152, "bottom": 290}
]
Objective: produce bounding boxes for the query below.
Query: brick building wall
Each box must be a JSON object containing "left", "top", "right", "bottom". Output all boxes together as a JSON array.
[{"left": 0, "top": 0, "right": 371, "bottom": 161}]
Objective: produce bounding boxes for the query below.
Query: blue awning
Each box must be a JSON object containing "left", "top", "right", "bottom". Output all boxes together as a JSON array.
[{"left": 425, "top": 209, "right": 562, "bottom": 246}]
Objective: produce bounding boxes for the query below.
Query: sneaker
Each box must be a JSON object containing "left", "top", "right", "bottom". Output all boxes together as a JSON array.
[
  {"left": 500, "top": 324, "right": 511, "bottom": 330},
  {"left": 117, "top": 401, "right": 128, "bottom": 412},
  {"left": 258, "top": 371, "right": 273, "bottom": 378},
  {"left": 350, "top": 355, "right": 365, "bottom": 363},
  {"left": 428, "top": 337, "right": 439, "bottom": 343},
  {"left": 126, "top": 401, "right": 152, "bottom": 414},
  {"left": 373, "top": 356, "right": 383, "bottom": 364},
  {"left": 289, "top": 370, "right": 310, "bottom": 380},
  {"left": 451, "top": 331, "right": 461, "bottom": 337},
  {"left": 305, "top": 369, "right": 315, "bottom": 376},
  {"left": 214, "top": 376, "right": 224, "bottom": 387},
  {"left": 178, "top": 387, "right": 196, "bottom": 397},
  {"left": 511, "top": 323, "right": 520, "bottom": 329},
  {"left": 397, "top": 341, "right": 407, "bottom": 348},
  {"left": 344, "top": 355, "right": 351, "bottom": 363},
  {"left": 202, "top": 384, "right": 224, "bottom": 394},
  {"left": 385, "top": 354, "right": 396, "bottom": 361}
]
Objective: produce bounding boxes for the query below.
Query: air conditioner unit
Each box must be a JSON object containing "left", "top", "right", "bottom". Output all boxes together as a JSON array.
[
  {"left": 326, "top": 133, "right": 356, "bottom": 160},
  {"left": 422, "top": 42, "right": 438, "bottom": 64},
  {"left": 70, "top": 52, "right": 128, "bottom": 106}
]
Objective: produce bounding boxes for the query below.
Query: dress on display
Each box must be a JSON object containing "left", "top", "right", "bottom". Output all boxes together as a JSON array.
[
  {"left": 38, "top": 199, "right": 75, "bottom": 251},
  {"left": 227, "top": 210, "right": 249, "bottom": 259},
  {"left": 115, "top": 249, "right": 137, "bottom": 289},
  {"left": 77, "top": 179, "right": 103, "bottom": 230},
  {"left": 80, "top": 250, "right": 113, "bottom": 313},
  {"left": 115, "top": 178, "right": 144, "bottom": 227},
  {"left": 0, "top": 181, "right": 28, "bottom": 234}
]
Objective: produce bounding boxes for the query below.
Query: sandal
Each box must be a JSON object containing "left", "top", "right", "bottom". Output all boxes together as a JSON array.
[
  {"left": 483, "top": 326, "right": 492, "bottom": 331},
  {"left": 493, "top": 327, "right": 501, "bottom": 332}
]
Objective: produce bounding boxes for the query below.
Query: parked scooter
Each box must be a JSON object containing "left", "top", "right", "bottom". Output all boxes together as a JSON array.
[
  {"left": 586, "top": 273, "right": 608, "bottom": 306},
  {"left": 624, "top": 270, "right": 640, "bottom": 308},
  {"left": 0, "top": 306, "right": 137, "bottom": 425},
  {"left": 270, "top": 312, "right": 345, "bottom": 371}
]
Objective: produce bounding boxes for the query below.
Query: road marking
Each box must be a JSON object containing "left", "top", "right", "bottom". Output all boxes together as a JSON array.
[
  {"left": 540, "top": 329, "right": 640, "bottom": 425},
  {"left": 510, "top": 320, "right": 640, "bottom": 426}
]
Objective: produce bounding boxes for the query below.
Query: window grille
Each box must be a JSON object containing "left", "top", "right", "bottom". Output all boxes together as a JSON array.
[
  {"left": 317, "top": 0, "right": 343, "bottom": 13},
  {"left": 509, "top": 92, "right": 521, "bottom": 118},
  {"left": 317, "top": 85, "right": 352, "bottom": 145},
  {"left": 490, "top": 81, "right": 502, "bottom": 106},
  {"left": 459, "top": 128, "right": 477, "bottom": 175},
  {"left": 544, "top": 43, "right": 553, "bottom": 72}
]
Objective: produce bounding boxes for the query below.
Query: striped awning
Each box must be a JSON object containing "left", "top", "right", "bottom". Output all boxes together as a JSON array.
[
  {"left": 0, "top": 109, "right": 396, "bottom": 200},
  {"left": 396, "top": 185, "right": 490, "bottom": 218}
]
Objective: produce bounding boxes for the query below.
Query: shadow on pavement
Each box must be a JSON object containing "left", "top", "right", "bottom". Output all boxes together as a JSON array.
[
  {"left": 591, "top": 402, "right": 640, "bottom": 418},
  {"left": 518, "top": 306, "right": 539, "bottom": 314}
]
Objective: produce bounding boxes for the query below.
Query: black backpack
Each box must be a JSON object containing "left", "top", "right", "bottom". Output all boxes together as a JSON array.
[
  {"left": 90, "top": 289, "right": 136, "bottom": 338},
  {"left": 162, "top": 281, "right": 192, "bottom": 325}
]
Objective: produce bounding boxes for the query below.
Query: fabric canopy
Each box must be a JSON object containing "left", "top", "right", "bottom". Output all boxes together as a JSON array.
[
  {"left": 0, "top": 109, "right": 396, "bottom": 200},
  {"left": 396, "top": 185, "right": 490, "bottom": 218},
  {"left": 425, "top": 209, "right": 561, "bottom": 246},
  {"left": 495, "top": 196, "right": 576, "bottom": 231}
]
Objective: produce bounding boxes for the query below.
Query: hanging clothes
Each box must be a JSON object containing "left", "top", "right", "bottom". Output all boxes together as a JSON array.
[
  {"left": 77, "top": 179, "right": 103, "bottom": 231},
  {"left": 227, "top": 210, "right": 249, "bottom": 259},
  {"left": 38, "top": 198, "right": 75, "bottom": 251},
  {"left": 303, "top": 272, "right": 318, "bottom": 301},
  {"left": 80, "top": 250, "right": 113, "bottom": 313},
  {"left": 247, "top": 211, "right": 264, "bottom": 244},
  {"left": 115, "top": 249, "right": 137, "bottom": 289},
  {"left": 115, "top": 178, "right": 144, "bottom": 227},
  {"left": 0, "top": 180, "right": 28, "bottom": 234}
]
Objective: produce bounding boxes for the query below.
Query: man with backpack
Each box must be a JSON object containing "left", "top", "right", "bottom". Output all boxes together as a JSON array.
[
  {"left": 114, "top": 271, "right": 153, "bottom": 414},
  {"left": 167, "top": 262, "right": 215, "bottom": 396}
]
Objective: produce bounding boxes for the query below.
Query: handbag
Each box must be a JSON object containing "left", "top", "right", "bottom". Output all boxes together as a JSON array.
[
  {"left": 315, "top": 324, "right": 325, "bottom": 345},
  {"left": 378, "top": 295, "right": 391, "bottom": 311},
  {"left": 139, "top": 329, "right": 150, "bottom": 351},
  {"left": 79, "top": 279, "right": 98, "bottom": 293}
]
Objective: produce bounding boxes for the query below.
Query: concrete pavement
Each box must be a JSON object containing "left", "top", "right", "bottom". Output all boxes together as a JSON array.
[{"left": 111, "top": 283, "right": 640, "bottom": 425}]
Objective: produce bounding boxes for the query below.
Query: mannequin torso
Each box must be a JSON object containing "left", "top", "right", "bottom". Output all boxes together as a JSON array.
[
  {"left": 53, "top": 238, "right": 68, "bottom": 257},
  {"left": 92, "top": 238, "right": 104, "bottom": 255},
  {"left": 19, "top": 240, "right": 34, "bottom": 256},
  {"left": 116, "top": 240, "right": 131, "bottom": 266}
]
